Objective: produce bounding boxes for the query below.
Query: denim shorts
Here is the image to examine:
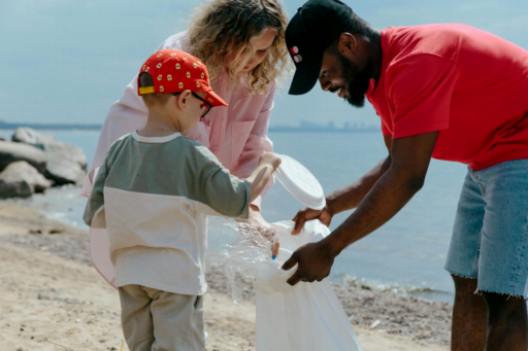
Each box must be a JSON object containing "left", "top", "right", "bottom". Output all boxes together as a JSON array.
[{"left": 445, "top": 159, "right": 528, "bottom": 297}]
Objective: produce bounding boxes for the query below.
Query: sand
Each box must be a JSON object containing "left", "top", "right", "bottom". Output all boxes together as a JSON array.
[{"left": 0, "top": 202, "right": 450, "bottom": 351}]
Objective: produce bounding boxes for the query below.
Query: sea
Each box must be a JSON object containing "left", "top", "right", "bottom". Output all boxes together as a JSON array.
[{"left": 13, "top": 129, "right": 468, "bottom": 303}]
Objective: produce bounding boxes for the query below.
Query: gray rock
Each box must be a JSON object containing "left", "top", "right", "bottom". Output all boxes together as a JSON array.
[
  {"left": 12, "top": 127, "right": 56, "bottom": 146},
  {"left": 11, "top": 128, "right": 87, "bottom": 185},
  {"left": 44, "top": 143, "right": 87, "bottom": 185},
  {"left": 0, "top": 141, "right": 47, "bottom": 172},
  {"left": 0, "top": 179, "right": 32, "bottom": 199},
  {"left": 0, "top": 161, "right": 52, "bottom": 193}
]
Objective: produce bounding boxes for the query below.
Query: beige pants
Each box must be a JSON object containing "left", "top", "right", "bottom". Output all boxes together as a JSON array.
[{"left": 118, "top": 285, "right": 205, "bottom": 351}]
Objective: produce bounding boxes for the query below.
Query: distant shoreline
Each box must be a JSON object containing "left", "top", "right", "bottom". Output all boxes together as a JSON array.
[
  {"left": 270, "top": 126, "right": 378, "bottom": 133},
  {"left": 0, "top": 122, "right": 101, "bottom": 131},
  {"left": 0, "top": 122, "right": 379, "bottom": 133}
]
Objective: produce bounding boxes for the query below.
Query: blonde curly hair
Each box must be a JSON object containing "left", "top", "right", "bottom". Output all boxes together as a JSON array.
[{"left": 187, "top": 0, "right": 288, "bottom": 94}]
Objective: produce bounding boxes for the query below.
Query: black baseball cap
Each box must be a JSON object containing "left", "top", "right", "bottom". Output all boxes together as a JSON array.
[{"left": 286, "top": 0, "right": 353, "bottom": 95}]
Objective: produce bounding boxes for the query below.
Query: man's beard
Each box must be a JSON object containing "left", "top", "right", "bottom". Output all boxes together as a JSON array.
[{"left": 337, "top": 53, "right": 372, "bottom": 108}]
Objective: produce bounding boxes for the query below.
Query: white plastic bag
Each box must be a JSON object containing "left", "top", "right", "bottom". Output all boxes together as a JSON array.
[{"left": 255, "top": 220, "right": 362, "bottom": 351}]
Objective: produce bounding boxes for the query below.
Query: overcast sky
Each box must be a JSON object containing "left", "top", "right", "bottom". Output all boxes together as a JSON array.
[{"left": 1, "top": 0, "right": 526, "bottom": 126}]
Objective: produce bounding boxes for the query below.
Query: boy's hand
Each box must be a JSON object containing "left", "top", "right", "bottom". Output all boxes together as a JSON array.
[
  {"left": 259, "top": 152, "right": 281, "bottom": 171},
  {"left": 248, "top": 153, "right": 281, "bottom": 202}
]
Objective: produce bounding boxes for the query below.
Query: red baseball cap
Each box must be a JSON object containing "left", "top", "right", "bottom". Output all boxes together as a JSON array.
[{"left": 137, "top": 49, "right": 227, "bottom": 107}]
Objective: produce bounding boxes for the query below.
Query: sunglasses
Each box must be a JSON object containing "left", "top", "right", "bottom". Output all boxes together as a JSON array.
[{"left": 173, "top": 92, "right": 212, "bottom": 119}]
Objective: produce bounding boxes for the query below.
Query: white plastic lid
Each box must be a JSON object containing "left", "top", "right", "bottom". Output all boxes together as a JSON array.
[{"left": 274, "top": 154, "right": 326, "bottom": 210}]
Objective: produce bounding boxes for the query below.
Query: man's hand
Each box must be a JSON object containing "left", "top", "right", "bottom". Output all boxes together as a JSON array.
[
  {"left": 281, "top": 240, "right": 335, "bottom": 286},
  {"left": 292, "top": 206, "right": 333, "bottom": 234}
]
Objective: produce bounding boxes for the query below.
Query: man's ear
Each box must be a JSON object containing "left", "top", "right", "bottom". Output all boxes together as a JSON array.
[{"left": 337, "top": 32, "right": 358, "bottom": 60}]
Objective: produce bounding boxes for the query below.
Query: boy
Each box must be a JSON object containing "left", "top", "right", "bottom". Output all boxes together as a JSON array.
[{"left": 83, "top": 49, "right": 280, "bottom": 351}]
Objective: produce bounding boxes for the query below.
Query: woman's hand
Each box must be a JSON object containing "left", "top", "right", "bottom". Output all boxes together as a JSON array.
[{"left": 238, "top": 205, "right": 280, "bottom": 258}]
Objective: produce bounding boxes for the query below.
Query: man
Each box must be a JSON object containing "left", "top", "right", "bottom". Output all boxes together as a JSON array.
[{"left": 282, "top": 0, "right": 528, "bottom": 350}]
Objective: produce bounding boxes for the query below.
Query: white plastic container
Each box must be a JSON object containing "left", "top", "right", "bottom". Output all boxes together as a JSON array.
[{"left": 274, "top": 153, "right": 326, "bottom": 210}]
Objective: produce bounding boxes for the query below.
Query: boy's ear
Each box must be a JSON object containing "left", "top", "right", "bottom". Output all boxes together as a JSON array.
[{"left": 174, "top": 89, "right": 193, "bottom": 108}]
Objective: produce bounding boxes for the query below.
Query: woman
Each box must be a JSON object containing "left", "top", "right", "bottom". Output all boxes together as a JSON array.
[
  {"left": 89, "top": 0, "right": 288, "bottom": 222},
  {"left": 86, "top": 0, "right": 287, "bottom": 296}
]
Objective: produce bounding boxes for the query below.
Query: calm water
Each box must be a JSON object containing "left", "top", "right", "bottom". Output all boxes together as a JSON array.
[{"left": 23, "top": 129, "right": 468, "bottom": 302}]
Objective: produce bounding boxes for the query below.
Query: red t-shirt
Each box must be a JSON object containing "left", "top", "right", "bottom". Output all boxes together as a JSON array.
[{"left": 366, "top": 24, "right": 528, "bottom": 170}]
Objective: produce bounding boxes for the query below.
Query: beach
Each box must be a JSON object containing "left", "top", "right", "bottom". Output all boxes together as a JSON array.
[{"left": 0, "top": 201, "right": 450, "bottom": 351}]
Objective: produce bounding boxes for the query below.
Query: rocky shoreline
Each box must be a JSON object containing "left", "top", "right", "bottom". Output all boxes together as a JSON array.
[{"left": 0, "top": 128, "right": 87, "bottom": 198}]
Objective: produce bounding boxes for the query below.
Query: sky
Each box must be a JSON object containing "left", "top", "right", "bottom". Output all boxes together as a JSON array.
[{"left": 0, "top": 0, "right": 527, "bottom": 127}]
